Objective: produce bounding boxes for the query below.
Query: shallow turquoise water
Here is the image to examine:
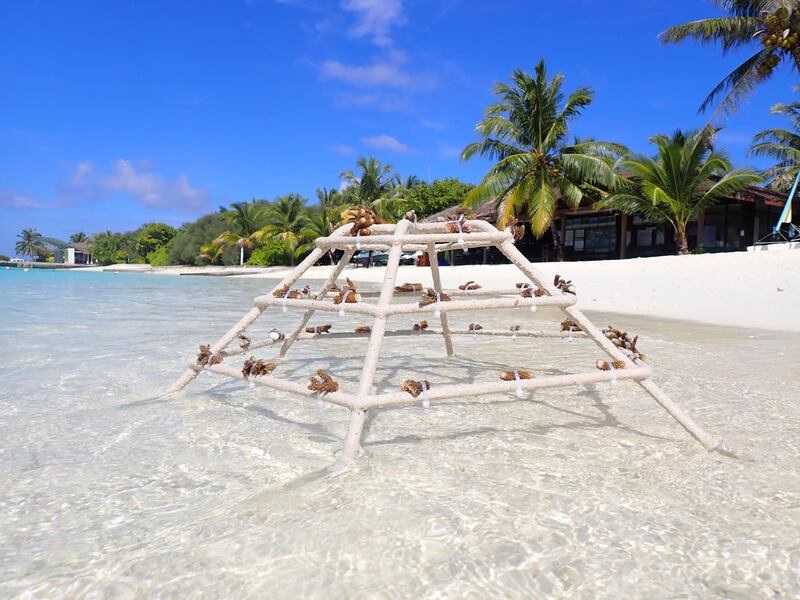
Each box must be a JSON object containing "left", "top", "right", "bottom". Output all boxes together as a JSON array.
[{"left": 1, "top": 267, "right": 799, "bottom": 598}]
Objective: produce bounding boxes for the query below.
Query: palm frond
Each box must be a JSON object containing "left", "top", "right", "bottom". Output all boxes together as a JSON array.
[{"left": 659, "top": 16, "right": 761, "bottom": 52}]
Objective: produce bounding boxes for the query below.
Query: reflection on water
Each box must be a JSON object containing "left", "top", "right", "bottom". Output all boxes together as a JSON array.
[{"left": 1, "top": 269, "right": 799, "bottom": 598}]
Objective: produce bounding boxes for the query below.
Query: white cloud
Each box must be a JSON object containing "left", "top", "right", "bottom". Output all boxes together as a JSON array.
[
  {"left": 361, "top": 134, "right": 412, "bottom": 153},
  {"left": 330, "top": 144, "right": 355, "bottom": 155},
  {"left": 0, "top": 190, "right": 57, "bottom": 209},
  {"left": 437, "top": 141, "right": 463, "bottom": 159},
  {"left": 329, "top": 90, "right": 411, "bottom": 112},
  {"left": 321, "top": 59, "right": 413, "bottom": 88},
  {"left": 67, "top": 160, "right": 209, "bottom": 211},
  {"left": 341, "top": 0, "right": 404, "bottom": 47},
  {"left": 420, "top": 118, "right": 446, "bottom": 130}
]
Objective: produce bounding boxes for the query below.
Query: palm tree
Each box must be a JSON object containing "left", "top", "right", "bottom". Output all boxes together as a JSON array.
[
  {"left": 213, "top": 201, "right": 267, "bottom": 266},
  {"left": 197, "top": 242, "right": 225, "bottom": 265},
  {"left": 340, "top": 157, "right": 395, "bottom": 204},
  {"left": 296, "top": 207, "right": 337, "bottom": 264},
  {"left": 391, "top": 174, "right": 421, "bottom": 189},
  {"left": 316, "top": 187, "right": 342, "bottom": 210},
  {"left": 69, "top": 232, "right": 88, "bottom": 244},
  {"left": 15, "top": 228, "right": 46, "bottom": 262},
  {"left": 260, "top": 194, "right": 307, "bottom": 266},
  {"left": 660, "top": 2, "right": 800, "bottom": 119},
  {"left": 750, "top": 99, "right": 800, "bottom": 190},
  {"left": 598, "top": 130, "right": 762, "bottom": 254},
  {"left": 461, "top": 60, "right": 625, "bottom": 261}
]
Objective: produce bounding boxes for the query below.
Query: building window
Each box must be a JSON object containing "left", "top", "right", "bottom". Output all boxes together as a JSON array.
[{"left": 565, "top": 215, "right": 616, "bottom": 253}]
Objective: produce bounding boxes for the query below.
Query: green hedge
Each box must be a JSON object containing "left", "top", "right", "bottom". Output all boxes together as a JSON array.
[{"left": 247, "top": 239, "right": 291, "bottom": 266}]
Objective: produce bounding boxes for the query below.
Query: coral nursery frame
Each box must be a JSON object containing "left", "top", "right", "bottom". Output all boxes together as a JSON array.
[{"left": 166, "top": 217, "right": 720, "bottom": 464}]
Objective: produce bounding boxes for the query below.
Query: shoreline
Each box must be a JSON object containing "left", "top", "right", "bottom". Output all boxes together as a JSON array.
[{"left": 69, "top": 250, "right": 800, "bottom": 333}]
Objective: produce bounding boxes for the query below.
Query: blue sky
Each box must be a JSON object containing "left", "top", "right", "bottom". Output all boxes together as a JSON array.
[{"left": 1, "top": 0, "right": 796, "bottom": 256}]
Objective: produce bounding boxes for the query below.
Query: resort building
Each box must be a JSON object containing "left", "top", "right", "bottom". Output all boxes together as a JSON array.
[
  {"left": 429, "top": 183, "right": 790, "bottom": 263},
  {"left": 64, "top": 243, "right": 92, "bottom": 265}
]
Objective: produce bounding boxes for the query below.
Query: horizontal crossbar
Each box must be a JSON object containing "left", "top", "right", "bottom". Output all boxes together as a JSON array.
[
  {"left": 253, "top": 294, "right": 576, "bottom": 316},
  {"left": 219, "top": 326, "right": 588, "bottom": 357},
  {"left": 315, "top": 231, "right": 512, "bottom": 249},
  {"left": 206, "top": 364, "right": 357, "bottom": 408},
  {"left": 197, "top": 361, "right": 650, "bottom": 411},
  {"left": 362, "top": 365, "right": 652, "bottom": 409}
]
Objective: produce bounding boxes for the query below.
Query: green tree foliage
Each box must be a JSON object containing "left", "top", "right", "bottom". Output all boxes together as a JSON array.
[
  {"left": 750, "top": 98, "right": 800, "bottom": 191},
  {"left": 0, "top": 255, "right": 9, "bottom": 261},
  {"left": 246, "top": 238, "right": 291, "bottom": 266},
  {"left": 167, "top": 212, "right": 235, "bottom": 265},
  {"left": 214, "top": 201, "right": 268, "bottom": 265},
  {"left": 15, "top": 228, "right": 46, "bottom": 261},
  {"left": 69, "top": 232, "right": 88, "bottom": 243},
  {"left": 146, "top": 245, "right": 170, "bottom": 266},
  {"left": 296, "top": 206, "right": 337, "bottom": 264},
  {"left": 91, "top": 231, "right": 123, "bottom": 265},
  {"left": 402, "top": 178, "right": 475, "bottom": 218},
  {"left": 260, "top": 194, "right": 307, "bottom": 265},
  {"left": 134, "top": 223, "right": 177, "bottom": 261},
  {"left": 599, "top": 130, "right": 762, "bottom": 254},
  {"left": 197, "top": 241, "right": 225, "bottom": 265},
  {"left": 660, "top": 2, "right": 800, "bottom": 119},
  {"left": 316, "top": 187, "right": 345, "bottom": 210},
  {"left": 461, "top": 60, "right": 625, "bottom": 260},
  {"left": 340, "top": 156, "right": 396, "bottom": 203}
]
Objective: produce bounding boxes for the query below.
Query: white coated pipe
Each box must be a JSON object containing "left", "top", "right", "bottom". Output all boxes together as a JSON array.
[
  {"left": 279, "top": 248, "right": 355, "bottom": 357},
  {"left": 426, "top": 242, "right": 454, "bottom": 356},
  {"left": 315, "top": 231, "right": 511, "bottom": 248},
  {"left": 206, "top": 364, "right": 355, "bottom": 409},
  {"left": 341, "top": 218, "right": 413, "bottom": 463},
  {"left": 360, "top": 364, "right": 653, "bottom": 409}
]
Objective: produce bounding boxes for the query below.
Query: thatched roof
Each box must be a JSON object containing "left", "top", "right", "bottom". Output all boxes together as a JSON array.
[{"left": 70, "top": 242, "right": 92, "bottom": 253}]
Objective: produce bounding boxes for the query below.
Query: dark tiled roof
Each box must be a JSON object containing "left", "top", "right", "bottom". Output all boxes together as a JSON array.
[{"left": 423, "top": 183, "right": 786, "bottom": 223}]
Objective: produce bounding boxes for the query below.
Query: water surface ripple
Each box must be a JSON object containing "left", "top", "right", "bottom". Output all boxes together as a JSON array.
[{"left": 1, "top": 269, "right": 798, "bottom": 598}]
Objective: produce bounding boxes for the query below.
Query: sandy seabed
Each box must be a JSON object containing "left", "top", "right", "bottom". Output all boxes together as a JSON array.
[{"left": 1, "top": 259, "right": 799, "bottom": 598}]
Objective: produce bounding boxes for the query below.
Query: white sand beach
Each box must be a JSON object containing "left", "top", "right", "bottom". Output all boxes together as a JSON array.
[{"left": 88, "top": 250, "right": 800, "bottom": 332}]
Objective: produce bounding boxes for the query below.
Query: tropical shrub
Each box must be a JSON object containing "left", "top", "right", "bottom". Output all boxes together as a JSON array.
[
  {"left": 147, "top": 246, "right": 171, "bottom": 266},
  {"left": 403, "top": 178, "right": 474, "bottom": 218},
  {"left": 246, "top": 239, "right": 291, "bottom": 266},
  {"left": 167, "top": 212, "right": 236, "bottom": 265},
  {"left": 134, "top": 223, "right": 177, "bottom": 259},
  {"left": 91, "top": 231, "right": 123, "bottom": 265}
]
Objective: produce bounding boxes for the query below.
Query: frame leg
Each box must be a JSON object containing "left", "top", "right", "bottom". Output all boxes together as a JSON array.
[
  {"left": 337, "top": 219, "right": 412, "bottom": 464},
  {"left": 280, "top": 248, "right": 355, "bottom": 357},
  {"left": 638, "top": 379, "right": 720, "bottom": 450},
  {"left": 341, "top": 408, "right": 368, "bottom": 464},
  {"left": 166, "top": 306, "right": 263, "bottom": 394},
  {"left": 426, "top": 243, "right": 454, "bottom": 357},
  {"left": 496, "top": 239, "right": 721, "bottom": 451},
  {"left": 166, "top": 247, "right": 327, "bottom": 395}
]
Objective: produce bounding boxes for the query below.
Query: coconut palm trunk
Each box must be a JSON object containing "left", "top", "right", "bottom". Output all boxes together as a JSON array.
[
  {"left": 675, "top": 221, "right": 690, "bottom": 255},
  {"left": 550, "top": 221, "right": 566, "bottom": 262}
]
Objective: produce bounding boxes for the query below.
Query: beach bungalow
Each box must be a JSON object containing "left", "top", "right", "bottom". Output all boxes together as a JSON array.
[
  {"left": 427, "top": 183, "right": 790, "bottom": 263},
  {"left": 65, "top": 243, "right": 92, "bottom": 265}
]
